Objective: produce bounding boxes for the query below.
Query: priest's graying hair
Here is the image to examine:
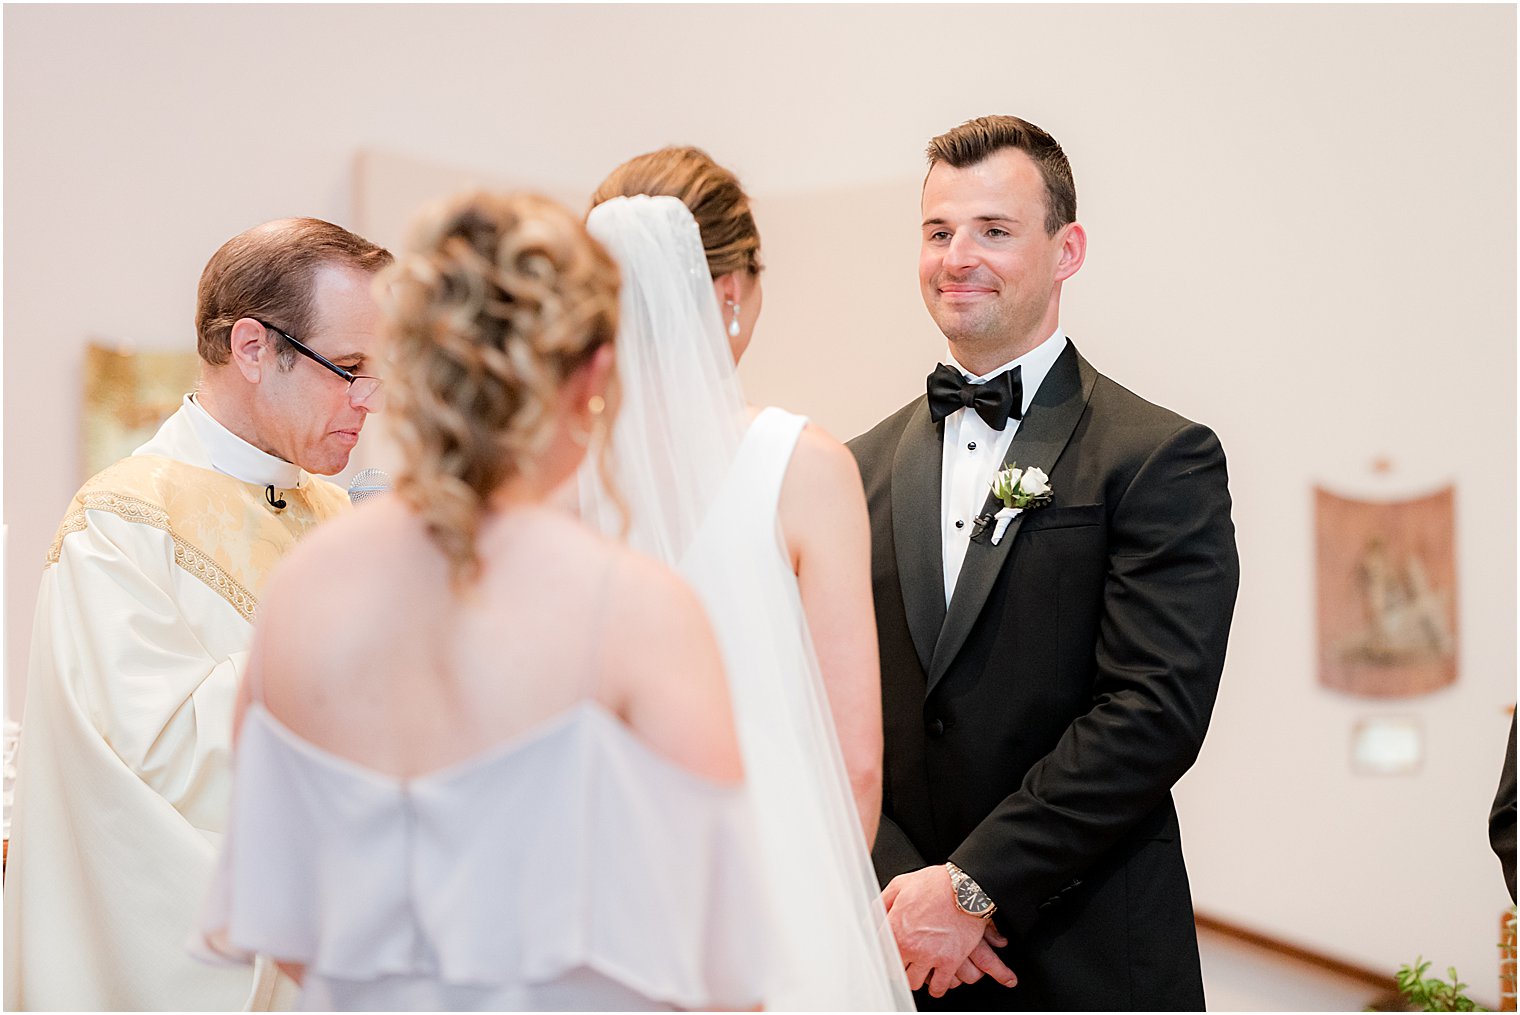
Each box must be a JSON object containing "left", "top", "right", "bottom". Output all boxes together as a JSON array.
[
  {"left": 927, "top": 114, "right": 1077, "bottom": 235},
  {"left": 380, "top": 191, "right": 621, "bottom": 588},
  {"left": 195, "top": 217, "right": 392, "bottom": 368}
]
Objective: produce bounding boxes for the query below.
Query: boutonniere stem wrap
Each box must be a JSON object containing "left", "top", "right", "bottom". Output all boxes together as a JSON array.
[{"left": 988, "top": 464, "right": 1052, "bottom": 545}]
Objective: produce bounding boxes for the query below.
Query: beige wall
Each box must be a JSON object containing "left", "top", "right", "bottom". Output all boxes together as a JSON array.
[{"left": 5, "top": 3, "right": 1514, "bottom": 1000}]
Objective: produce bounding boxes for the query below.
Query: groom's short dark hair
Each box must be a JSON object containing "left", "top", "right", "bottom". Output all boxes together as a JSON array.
[{"left": 927, "top": 115, "right": 1076, "bottom": 236}]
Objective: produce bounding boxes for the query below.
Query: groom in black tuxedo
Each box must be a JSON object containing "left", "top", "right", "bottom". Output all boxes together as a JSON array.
[{"left": 849, "top": 115, "right": 1239, "bottom": 1011}]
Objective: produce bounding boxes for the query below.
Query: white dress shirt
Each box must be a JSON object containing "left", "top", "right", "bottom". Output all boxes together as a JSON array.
[{"left": 940, "top": 329, "right": 1068, "bottom": 605}]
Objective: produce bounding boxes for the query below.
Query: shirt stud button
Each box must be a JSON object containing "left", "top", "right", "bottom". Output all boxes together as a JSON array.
[
  {"left": 955, "top": 520, "right": 965, "bottom": 529},
  {"left": 967, "top": 441, "right": 977, "bottom": 450}
]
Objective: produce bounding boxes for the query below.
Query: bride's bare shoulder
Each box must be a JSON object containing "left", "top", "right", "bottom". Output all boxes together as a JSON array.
[{"left": 786, "top": 421, "right": 865, "bottom": 499}]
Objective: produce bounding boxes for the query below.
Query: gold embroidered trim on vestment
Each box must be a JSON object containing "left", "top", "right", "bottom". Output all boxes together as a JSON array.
[
  {"left": 46, "top": 491, "right": 259, "bottom": 623},
  {"left": 47, "top": 511, "right": 90, "bottom": 566}
]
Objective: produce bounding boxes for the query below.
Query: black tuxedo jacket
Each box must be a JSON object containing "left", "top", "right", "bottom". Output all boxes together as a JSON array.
[{"left": 849, "top": 341, "right": 1239, "bottom": 1011}]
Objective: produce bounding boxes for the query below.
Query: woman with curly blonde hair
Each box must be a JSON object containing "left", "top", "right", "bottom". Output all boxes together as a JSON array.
[{"left": 195, "top": 192, "right": 769, "bottom": 1011}]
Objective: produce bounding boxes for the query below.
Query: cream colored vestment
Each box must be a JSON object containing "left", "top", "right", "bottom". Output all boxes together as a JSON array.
[{"left": 4, "top": 397, "right": 347, "bottom": 1011}]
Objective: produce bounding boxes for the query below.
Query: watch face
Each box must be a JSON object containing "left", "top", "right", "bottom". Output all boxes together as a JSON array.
[{"left": 954, "top": 875, "right": 994, "bottom": 916}]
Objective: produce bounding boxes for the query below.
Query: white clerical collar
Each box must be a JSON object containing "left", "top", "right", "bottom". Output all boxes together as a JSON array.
[
  {"left": 947, "top": 327, "right": 1068, "bottom": 418},
  {"left": 183, "top": 394, "right": 306, "bottom": 489}
]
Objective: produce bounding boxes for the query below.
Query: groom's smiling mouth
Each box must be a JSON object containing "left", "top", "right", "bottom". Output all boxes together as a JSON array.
[{"left": 937, "top": 282, "right": 998, "bottom": 301}]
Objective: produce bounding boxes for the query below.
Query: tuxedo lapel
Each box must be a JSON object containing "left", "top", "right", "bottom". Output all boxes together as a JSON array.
[
  {"left": 926, "top": 343, "right": 1097, "bottom": 694},
  {"left": 890, "top": 398, "right": 946, "bottom": 675}
]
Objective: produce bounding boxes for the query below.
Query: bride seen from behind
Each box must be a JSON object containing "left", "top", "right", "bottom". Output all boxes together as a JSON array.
[
  {"left": 588, "top": 149, "right": 884, "bottom": 844},
  {"left": 195, "top": 191, "right": 769, "bottom": 1011},
  {"left": 581, "top": 148, "right": 914, "bottom": 1011}
]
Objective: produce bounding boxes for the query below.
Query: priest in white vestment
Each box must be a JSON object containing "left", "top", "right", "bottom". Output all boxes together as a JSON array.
[{"left": 4, "top": 218, "right": 391, "bottom": 1011}]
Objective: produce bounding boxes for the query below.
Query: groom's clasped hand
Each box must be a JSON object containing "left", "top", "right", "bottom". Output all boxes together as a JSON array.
[{"left": 883, "top": 866, "right": 1018, "bottom": 998}]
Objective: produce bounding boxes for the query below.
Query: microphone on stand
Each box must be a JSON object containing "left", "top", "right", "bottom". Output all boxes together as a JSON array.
[{"left": 347, "top": 468, "right": 392, "bottom": 506}]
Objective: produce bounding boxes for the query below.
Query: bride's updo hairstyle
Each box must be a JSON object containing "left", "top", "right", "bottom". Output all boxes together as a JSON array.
[
  {"left": 589, "top": 146, "right": 762, "bottom": 281},
  {"left": 382, "top": 191, "right": 620, "bottom": 587}
]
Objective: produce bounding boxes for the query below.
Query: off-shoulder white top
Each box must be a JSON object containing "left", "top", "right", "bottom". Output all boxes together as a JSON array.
[{"left": 195, "top": 699, "right": 768, "bottom": 1011}]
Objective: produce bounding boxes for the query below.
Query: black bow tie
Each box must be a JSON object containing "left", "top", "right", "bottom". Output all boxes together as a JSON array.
[{"left": 927, "top": 363, "right": 1023, "bottom": 431}]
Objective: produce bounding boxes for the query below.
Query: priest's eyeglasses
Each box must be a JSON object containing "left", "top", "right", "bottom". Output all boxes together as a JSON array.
[{"left": 256, "top": 320, "right": 384, "bottom": 409}]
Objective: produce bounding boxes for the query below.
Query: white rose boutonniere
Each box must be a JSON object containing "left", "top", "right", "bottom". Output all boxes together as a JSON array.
[
  {"left": 985, "top": 463, "right": 1053, "bottom": 545},
  {"left": 1018, "top": 466, "right": 1050, "bottom": 498}
]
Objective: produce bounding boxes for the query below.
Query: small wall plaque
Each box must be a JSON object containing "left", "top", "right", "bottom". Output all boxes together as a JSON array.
[{"left": 1351, "top": 717, "right": 1423, "bottom": 776}]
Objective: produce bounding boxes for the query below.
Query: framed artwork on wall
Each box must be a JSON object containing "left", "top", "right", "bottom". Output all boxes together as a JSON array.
[
  {"left": 1315, "top": 485, "right": 1458, "bottom": 698},
  {"left": 82, "top": 343, "right": 198, "bottom": 483}
]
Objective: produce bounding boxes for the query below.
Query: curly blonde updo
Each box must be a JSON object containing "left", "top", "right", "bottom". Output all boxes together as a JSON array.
[{"left": 382, "top": 191, "right": 620, "bottom": 587}]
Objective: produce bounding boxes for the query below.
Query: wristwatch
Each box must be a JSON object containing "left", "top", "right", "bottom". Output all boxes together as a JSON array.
[{"left": 945, "top": 861, "right": 997, "bottom": 919}]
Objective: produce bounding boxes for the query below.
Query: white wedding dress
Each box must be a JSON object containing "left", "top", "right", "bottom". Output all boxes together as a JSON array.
[
  {"left": 580, "top": 196, "right": 914, "bottom": 1011},
  {"left": 195, "top": 697, "right": 769, "bottom": 1011}
]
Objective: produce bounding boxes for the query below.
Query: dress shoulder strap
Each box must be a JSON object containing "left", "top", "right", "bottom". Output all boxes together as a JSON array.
[{"left": 734, "top": 407, "right": 808, "bottom": 518}]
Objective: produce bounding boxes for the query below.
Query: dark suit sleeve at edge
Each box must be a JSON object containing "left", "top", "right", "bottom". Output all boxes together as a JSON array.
[
  {"left": 874, "top": 814, "right": 929, "bottom": 889},
  {"left": 1491, "top": 714, "right": 1517, "bottom": 903},
  {"left": 950, "top": 421, "right": 1240, "bottom": 937}
]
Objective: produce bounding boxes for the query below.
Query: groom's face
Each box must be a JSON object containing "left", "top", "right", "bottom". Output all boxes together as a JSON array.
[{"left": 919, "top": 148, "right": 1073, "bottom": 361}]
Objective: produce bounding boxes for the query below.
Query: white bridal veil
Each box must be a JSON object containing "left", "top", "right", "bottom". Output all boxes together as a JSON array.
[
  {"left": 576, "top": 196, "right": 747, "bottom": 562},
  {"left": 578, "top": 196, "right": 913, "bottom": 1011}
]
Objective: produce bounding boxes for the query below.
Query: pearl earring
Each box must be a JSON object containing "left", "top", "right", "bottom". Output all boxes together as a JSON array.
[
  {"left": 571, "top": 394, "right": 607, "bottom": 448},
  {"left": 728, "top": 302, "right": 742, "bottom": 339}
]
